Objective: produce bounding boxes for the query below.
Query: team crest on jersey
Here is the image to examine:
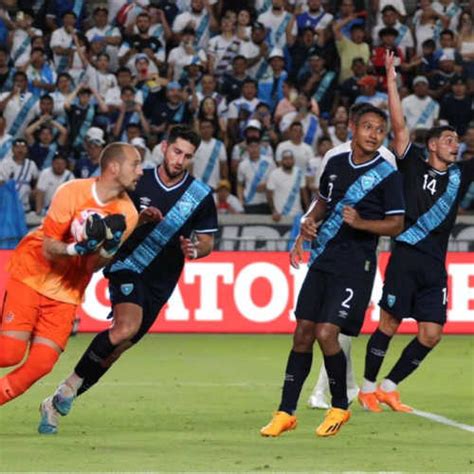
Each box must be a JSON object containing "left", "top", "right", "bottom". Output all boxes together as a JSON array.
[
  {"left": 451, "top": 173, "right": 460, "bottom": 186},
  {"left": 361, "top": 175, "right": 375, "bottom": 191},
  {"left": 4, "top": 311, "right": 14, "bottom": 323},
  {"left": 120, "top": 283, "right": 134, "bottom": 296},
  {"left": 329, "top": 174, "right": 337, "bottom": 182},
  {"left": 387, "top": 294, "right": 396, "bottom": 308},
  {"left": 178, "top": 199, "right": 193, "bottom": 215}
]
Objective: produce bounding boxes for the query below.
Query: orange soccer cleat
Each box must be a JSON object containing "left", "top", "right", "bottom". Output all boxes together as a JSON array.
[
  {"left": 358, "top": 391, "right": 383, "bottom": 413},
  {"left": 260, "top": 411, "right": 297, "bottom": 437},
  {"left": 375, "top": 387, "right": 413, "bottom": 413},
  {"left": 315, "top": 407, "right": 351, "bottom": 437}
]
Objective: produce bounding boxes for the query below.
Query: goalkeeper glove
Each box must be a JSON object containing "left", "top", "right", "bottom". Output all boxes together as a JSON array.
[
  {"left": 99, "top": 214, "right": 126, "bottom": 258},
  {"left": 67, "top": 213, "right": 106, "bottom": 256}
]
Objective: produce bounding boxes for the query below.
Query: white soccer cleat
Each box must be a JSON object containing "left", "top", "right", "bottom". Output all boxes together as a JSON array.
[
  {"left": 308, "top": 392, "right": 331, "bottom": 409},
  {"left": 38, "top": 396, "right": 60, "bottom": 435}
]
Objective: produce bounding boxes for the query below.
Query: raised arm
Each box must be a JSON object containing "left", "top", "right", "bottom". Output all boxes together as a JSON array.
[{"left": 386, "top": 50, "right": 409, "bottom": 156}]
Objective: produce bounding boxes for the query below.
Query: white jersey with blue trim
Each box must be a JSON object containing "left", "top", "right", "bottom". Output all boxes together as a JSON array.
[{"left": 310, "top": 151, "right": 405, "bottom": 273}]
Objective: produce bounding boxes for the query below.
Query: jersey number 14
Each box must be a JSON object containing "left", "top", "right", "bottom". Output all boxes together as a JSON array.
[{"left": 422, "top": 174, "right": 437, "bottom": 196}]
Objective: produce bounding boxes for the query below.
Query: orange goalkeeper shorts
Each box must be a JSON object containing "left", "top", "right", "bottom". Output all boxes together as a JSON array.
[{"left": 0, "top": 279, "right": 77, "bottom": 350}]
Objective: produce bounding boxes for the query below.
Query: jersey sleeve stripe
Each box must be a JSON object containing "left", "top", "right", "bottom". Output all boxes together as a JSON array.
[
  {"left": 385, "top": 209, "right": 406, "bottom": 215},
  {"left": 194, "top": 228, "right": 219, "bottom": 233}
]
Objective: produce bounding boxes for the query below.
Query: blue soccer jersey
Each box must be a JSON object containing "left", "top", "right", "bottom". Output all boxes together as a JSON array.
[
  {"left": 310, "top": 151, "right": 405, "bottom": 273},
  {"left": 107, "top": 167, "right": 218, "bottom": 286},
  {"left": 394, "top": 143, "right": 474, "bottom": 261}
]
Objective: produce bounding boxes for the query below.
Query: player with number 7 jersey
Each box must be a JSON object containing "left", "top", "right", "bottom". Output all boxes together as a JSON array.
[{"left": 359, "top": 51, "right": 474, "bottom": 415}]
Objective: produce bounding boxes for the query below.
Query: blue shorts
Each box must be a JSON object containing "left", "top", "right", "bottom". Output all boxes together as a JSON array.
[
  {"left": 295, "top": 266, "right": 376, "bottom": 336},
  {"left": 379, "top": 245, "right": 447, "bottom": 325},
  {"left": 108, "top": 270, "right": 174, "bottom": 343}
]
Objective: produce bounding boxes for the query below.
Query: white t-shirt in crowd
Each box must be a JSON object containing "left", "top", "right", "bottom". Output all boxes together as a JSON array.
[
  {"left": 11, "top": 27, "right": 43, "bottom": 67},
  {"left": 275, "top": 140, "right": 313, "bottom": 171},
  {"left": 227, "top": 97, "right": 260, "bottom": 120},
  {"left": 0, "top": 91, "right": 36, "bottom": 137},
  {"left": 257, "top": 10, "right": 297, "bottom": 49},
  {"left": 85, "top": 65, "right": 118, "bottom": 99},
  {"left": 231, "top": 141, "right": 274, "bottom": 165},
  {"left": 214, "top": 192, "right": 244, "bottom": 214},
  {"left": 37, "top": 167, "right": 74, "bottom": 209},
  {"left": 192, "top": 138, "right": 227, "bottom": 190},
  {"left": 402, "top": 94, "right": 440, "bottom": 132},
  {"left": 280, "top": 111, "right": 321, "bottom": 149},
  {"left": 0, "top": 157, "right": 39, "bottom": 211},
  {"left": 266, "top": 166, "right": 305, "bottom": 216},
  {"left": 172, "top": 11, "right": 211, "bottom": 49},
  {"left": 50, "top": 27, "right": 74, "bottom": 69},
  {"left": 167, "top": 44, "right": 208, "bottom": 82},
  {"left": 237, "top": 156, "right": 276, "bottom": 205}
]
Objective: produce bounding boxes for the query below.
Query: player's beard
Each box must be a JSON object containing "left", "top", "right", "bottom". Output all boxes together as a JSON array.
[{"left": 163, "top": 159, "right": 184, "bottom": 180}]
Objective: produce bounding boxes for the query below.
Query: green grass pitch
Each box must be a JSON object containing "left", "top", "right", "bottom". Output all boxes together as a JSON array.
[{"left": 1, "top": 334, "right": 473, "bottom": 472}]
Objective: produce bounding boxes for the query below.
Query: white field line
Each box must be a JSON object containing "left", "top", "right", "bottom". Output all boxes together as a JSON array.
[{"left": 411, "top": 408, "right": 474, "bottom": 433}]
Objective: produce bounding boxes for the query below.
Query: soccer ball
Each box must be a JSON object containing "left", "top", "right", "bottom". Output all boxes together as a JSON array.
[{"left": 70, "top": 210, "right": 103, "bottom": 242}]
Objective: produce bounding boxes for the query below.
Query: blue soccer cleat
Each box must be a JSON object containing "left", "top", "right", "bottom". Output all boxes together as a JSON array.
[
  {"left": 52, "top": 384, "right": 76, "bottom": 416},
  {"left": 38, "top": 397, "right": 59, "bottom": 435}
]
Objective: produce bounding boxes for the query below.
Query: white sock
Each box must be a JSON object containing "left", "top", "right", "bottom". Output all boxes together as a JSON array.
[
  {"left": 62, "top": 372, "right": 84, "bottom": 395},
  {"left": 360, "top": 378, "right": 377, "bottom": 393},
  {"left": 312, "top": 363, "right": 329, "bottom": 397},
  {"left": 380, "top": 378, "right": 398, "bottom": 393}
]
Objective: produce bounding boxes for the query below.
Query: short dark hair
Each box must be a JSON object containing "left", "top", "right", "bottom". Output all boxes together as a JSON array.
[
  {"left": 422, "top": 38, "right": 436, "bottom": 49},
  {"left": 290, "top": 121, "right": 303, "bottom": 129},
  {"left": 243, "top": 78, "right": 257, "bottom": 87},
  {"left": 381, "top": 5, "right": 398, "bottom": 14},
  {"left": 425, "top": 125, "right": 457, "bottom": 146},
  {"left": 440, "top": 29, "right": 454, "bottom": 39},
  {"left": 352, "top": 104, "right": 387, "bottom": 124},
  {"left": 318, "top": 135, "right": 332, "bottom": 145},
  {"left": 167, "top": 125, "right": 201, "bottom": 150},
  {"left": 63, "top": 10, "right": 77, "bottom": 18},
  {"left": 137, "top": 12, "right": 150, "bottom": 20},
  {"left": 40, "top": 94, "right": 53, "bottom": 102},
  {"left": 31, "top": 47, "right": 45, "bottom": 55},
  {"left": 117, "top": 66, "right": 132, "bottom": 75},
  {"left": 13, "top": 71, "right": 27, "bottom": 81},
  {"left": 121, "top": 85, "right": 135, "bottom": 95}
]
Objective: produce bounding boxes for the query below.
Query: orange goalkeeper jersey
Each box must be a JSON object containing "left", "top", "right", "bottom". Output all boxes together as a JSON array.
[{"left": 7, "top": 178, "right": 138, "bottom": 305}]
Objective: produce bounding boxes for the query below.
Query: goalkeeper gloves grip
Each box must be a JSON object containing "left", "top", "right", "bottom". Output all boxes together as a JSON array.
[
  {"left": 67, "top": 213, "right": 106, "bottom": 256},
  {"left": 99, "top": 214, "right": 127, "bottom": 258}
]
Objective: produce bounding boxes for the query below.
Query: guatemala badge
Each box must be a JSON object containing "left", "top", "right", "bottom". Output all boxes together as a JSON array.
[
  {"left": 387, "top": 294, "right": 396, "bottom": 308},
  {"left": 361, "top": 175, "right": 375, "bottom": 191},
  {"left": 120, "top": 283, "right": 134, "bottom": 296}
]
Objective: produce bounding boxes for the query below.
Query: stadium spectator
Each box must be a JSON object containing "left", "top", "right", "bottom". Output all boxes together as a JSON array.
[
  {"left": 306, "top": 135, "right": 331, "bottom": 196},
  {"left": 429, "top": 49, "right": 459, "bottom": 99},
  {"left": 24, "top": 115, "right": 68, "bottom": 170},
  {"left": 74, "top": 127, "right": 105, "bottom": 178},
  {"left": 275, "top": 121, "right": 313, "bottom": 171},
  {"left": 439, "top": 76, "right": 472, "bottom": 136},
  {"left": 0, "top": 114, "right": 13, "bottom": 161},
  {"left": 258, "top": 48, "right": 287, "bottom": 113},
  {"left": 34, "top": 152, "right": 73, "bottom": 214},
  {"left": 9, "top": 9, "right": 42, "bottom": 69},
  {"left": 0, "top": 71, "right": 37, "bottom": 138},
  {"left": 457, "top": 11, "right": 474, "bottom": 82},
  {"left": 402, "top": 76, "right": 440, "bottom": 132},
  {"left": 214, "top": 178, "right": 244, "bottom": 214},
  {"left": 258, "top": 0, "right": 297, "bottom": 50},
  {"left": 190, "top": 119, "right": 227, "bottom": 189},
  {"left": 220, "top": 55, "right": 250, "bottom": 104},
  {"left": 0, "top": 137, "right": 38, "bottom": 212},
  {"left": 280, "top": 92, "right": 321, "bottom": 149},
  {"left": 240, "top": 21, "right": 270, "bottom": 81},
  {"left": 196, "top": 96, "right": 227, "bottom": 142},
  {"left": 333, "top": 20, "right": 370, "bottom": 83},
  {"left": 298, "top": 52, "right": 336, "bottom": 115},
  {"left": 49, "top": 11, "right": 77, "bottom": 74},
  {"left": 266, "top": 149, "right": 307, "bottom": 221},
  {"left": 237, "top": 136, "right": 275, "bottom": 214},
  {"left": 207, "top": 16, "right": 242, "bottom": 80},
  {"left": 338, "top": 57, "right": 367, "bottom": 107},
  {"left": 354, "top": 75, "right": 388, "bottom": 109}
]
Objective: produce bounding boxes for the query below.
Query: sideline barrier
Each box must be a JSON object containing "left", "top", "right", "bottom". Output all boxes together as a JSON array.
[{"left": 0, "top": 251, "right": 473, "bottom": 334}]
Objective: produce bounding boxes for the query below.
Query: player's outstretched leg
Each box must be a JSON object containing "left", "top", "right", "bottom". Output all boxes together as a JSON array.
[
  {"left": 315, "top": 324, "right": 351, "bottom": 437},
  {"left": 260, "top": 320, "right": 314, "bottom": 437},
  {"left": 359, "top": 310, "right": 399, "bottom": 412},
  {"left": 0, "top": 341, "right": 59, "bottom": 406},
  {"left": 307, "top": 363, "right": 330, "bottom": 409},
  {"left": 308, "top": 334, "right": 357, "bottom": 409},
  {"left": 376, "top": 322, "right": 441, "bottom": 412}
]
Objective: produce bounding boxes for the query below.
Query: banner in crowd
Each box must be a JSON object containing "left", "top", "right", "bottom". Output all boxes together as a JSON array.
[{"left": 1, "top": 251, "right": 473, "bottom": 334}]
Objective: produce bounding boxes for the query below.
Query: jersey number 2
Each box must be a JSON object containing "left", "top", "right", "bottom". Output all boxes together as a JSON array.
[{"left": 342, "top": 288, "right": 354, "bottom": 308}]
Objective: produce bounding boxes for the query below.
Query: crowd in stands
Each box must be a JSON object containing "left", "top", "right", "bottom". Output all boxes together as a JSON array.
[{"left": 0, "top": 0, "right": 472, "bottom": 228}]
